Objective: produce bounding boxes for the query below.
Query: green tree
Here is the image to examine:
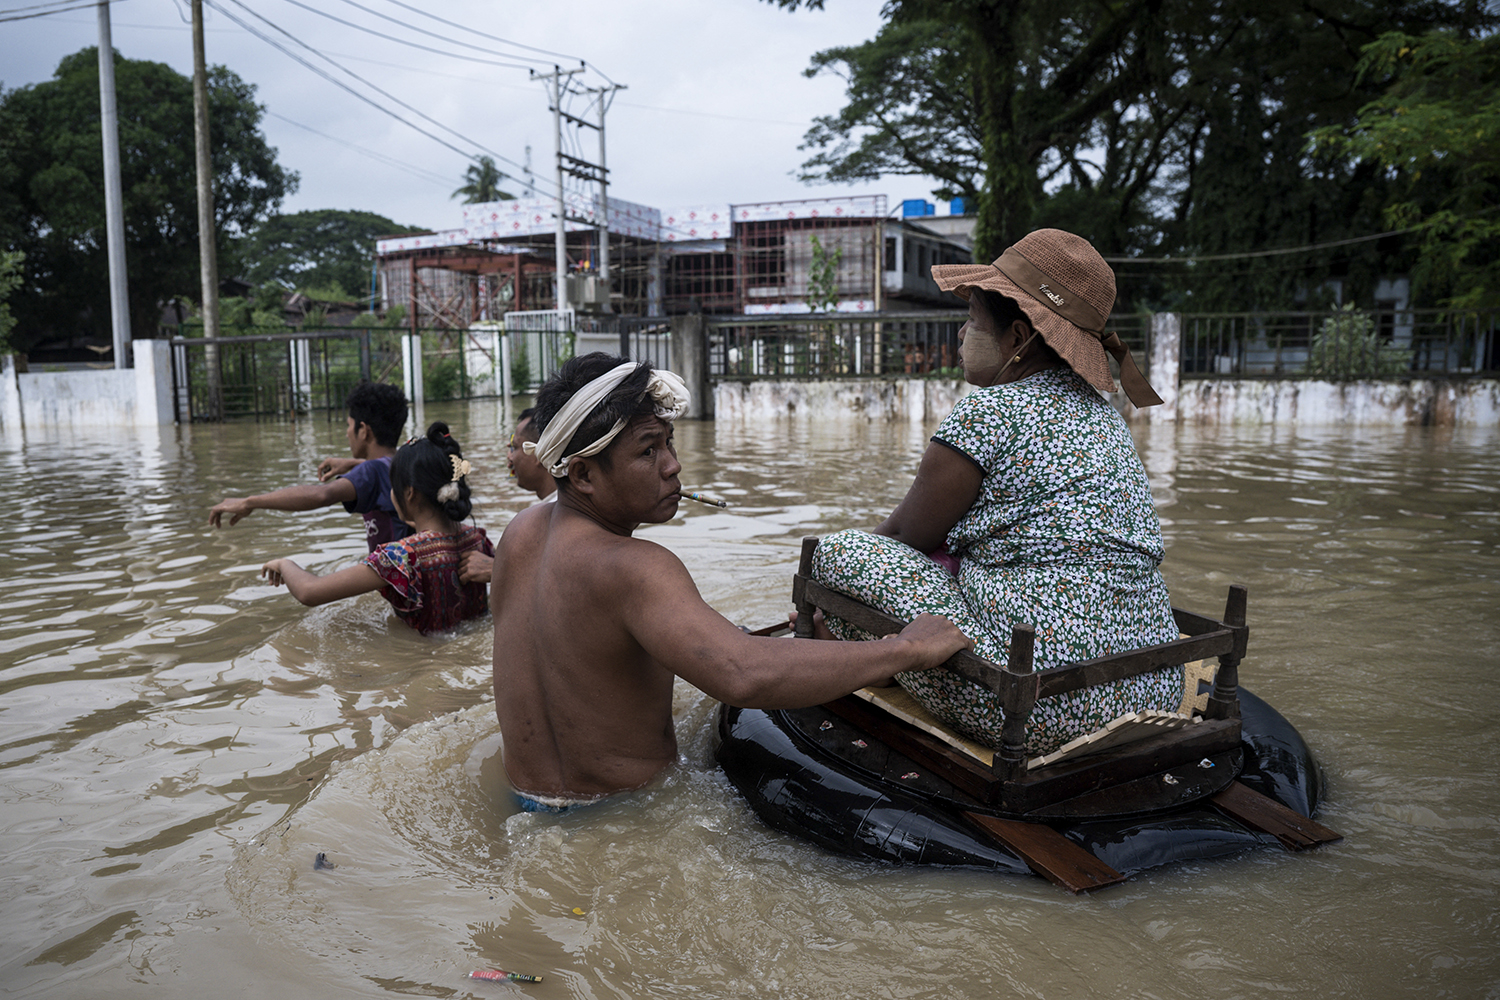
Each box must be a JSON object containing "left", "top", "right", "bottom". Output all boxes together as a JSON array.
[
  {"left": 1155, "top": 5, "right": 1484, "bottom": 313},
  {"left": 1305, "top": 304, "right": 1412, "bottom": 379},
  {"left": 768, "top": 0, "right": 1491, "bottom": 306},
  {"left": 233, "top": 209, "right": 425, "bottom": 300},
  {"left": 772, "top": 0, "right": 1212, "bottom": 261},
  {"left": 451, "top": 155, "right": 513, "bottom": 204},
  {"left": 1306, "top": 30, "right": 1500, "bottom": 309},
  {"left": 805, "top": 233, "right": 843, "bottom": 314},
  {"left": 0, "top": 250, "right": 23, "bottom": 353},
  {"left": 0, "top": 47, "right": 296, "bottom": 355}
]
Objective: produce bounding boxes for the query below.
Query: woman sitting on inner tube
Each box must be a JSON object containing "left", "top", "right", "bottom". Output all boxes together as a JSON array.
[{"left": 812, "top": 228, "right": 1180, "bottom": 758}]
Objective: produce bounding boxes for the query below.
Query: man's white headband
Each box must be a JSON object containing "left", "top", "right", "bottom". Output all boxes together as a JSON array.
[{"left": 523, "top": 362, "right": 690, "bottom": 478}]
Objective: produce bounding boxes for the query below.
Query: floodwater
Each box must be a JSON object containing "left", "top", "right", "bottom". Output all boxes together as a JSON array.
[{"left": 1, "top": 400, "right": 1497, "bottom": 999}]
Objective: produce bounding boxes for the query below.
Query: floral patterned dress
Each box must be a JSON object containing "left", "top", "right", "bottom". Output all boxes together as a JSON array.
[
  {"left": 812, "top": 367, "right": 1181, "bottom": 757},
  {"left": 364, "top": 525, "right": 493, "bottom": 635}
]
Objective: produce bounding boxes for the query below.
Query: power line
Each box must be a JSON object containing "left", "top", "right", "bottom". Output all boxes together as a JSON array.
[
  {"left": 374, "top": 0, "right": 605, "bottom": 80},
  {"left": 1105, "top": 226, "right": 1424, "bottom": 265},
  {"left": 209, "top": 0, "right": 552, "bottom": 192},
  {"left": 273, "top": 0, "right": 539, "bottom": 71},
  {"left": 0, "top": 0, "right": 113, "bottom": 22},
  {"left": 328, "top": 0, "right": 560, "bottom": 67},
  {"left": 0, "top": 0, "right": 109, "bottom": 15},
  {"left": 206, "top": 0, "right": 478, "bottom": 164},
  {"left": 265, "top": 111, "right": 455, "bottom": 188}
]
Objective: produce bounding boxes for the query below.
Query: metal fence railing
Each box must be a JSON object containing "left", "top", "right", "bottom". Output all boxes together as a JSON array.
[
  {"left": 578, "top": 315, "right": 674, "bottom": 373},
  {"left": 705, "top": 310, "right": 1153, "bottom": 381},
  {"left": 1180, "top": 308, "right": 1498, "bottom": 379},
  {"left": 167, "top": 327, "right": 404, "bottom": 423},
  {"left": 163, "top": 307, "right": 1495, "bottom": 420}
]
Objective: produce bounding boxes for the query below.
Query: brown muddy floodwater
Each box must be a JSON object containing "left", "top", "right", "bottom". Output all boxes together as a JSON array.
[{"left": 1, "top": 400, "right": 1497, "bottom": 999}]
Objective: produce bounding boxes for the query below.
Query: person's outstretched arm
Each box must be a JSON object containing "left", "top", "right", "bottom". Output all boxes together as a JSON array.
[
  {"left": 210, "top": 478, "right": 358, "bottom": 528},
  {"left": 626, "top": 543, "right": 972, "bottom": 709},
  {"left": 872, "top": 441, "right": 983, "bottom": 553},
  {"left": 261, "top": 558, "right": 383, "bottom": 607}
]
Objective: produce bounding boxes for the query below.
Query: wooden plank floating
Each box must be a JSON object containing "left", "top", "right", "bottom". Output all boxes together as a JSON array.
[
  {"left": 962, "top": 812, "right": 1128, "bottom": 893},
  {"left": 1211, "top": 780, "right": 1343, "bottom": 851}
]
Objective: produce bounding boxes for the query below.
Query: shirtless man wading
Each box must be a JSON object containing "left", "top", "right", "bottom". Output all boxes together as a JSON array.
[{"left": 490, "top": 352, "right": 972, "bottom": 810}]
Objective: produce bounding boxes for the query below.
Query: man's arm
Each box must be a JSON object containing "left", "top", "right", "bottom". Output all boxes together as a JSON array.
[
  {"left": 209, "top": 479, "right": 358, "bottom": 527},
  {"left": 624, "top": 543, "right": 972, "bottom": 709},
  {"left": 262, "top": 558, "right": 384, "bottom": 606}
]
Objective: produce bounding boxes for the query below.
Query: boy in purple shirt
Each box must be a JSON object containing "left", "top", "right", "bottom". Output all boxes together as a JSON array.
[{"left": 209, "top": 381, "right": 412, "bottom": 551}]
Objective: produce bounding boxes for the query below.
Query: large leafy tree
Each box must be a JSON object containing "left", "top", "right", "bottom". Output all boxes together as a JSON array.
[
  {"left": 1307, "top": 30, "right": 1500, "bottom": 309},
  {"left": 232, "top": 209, "right": 425, "bottom": 301},
  {"left": 1151, "top": 2, "right": 1487, "bottom": 312},
  {"left": 768, "top": 0, "right": 1492, "bottom": 309},
  {"left": 451, "top": 155, "right": 513, "bottom": 204},
  {"left": 0, "top": 47, "right": 296, "bottom": 354},
  {"left": 773, "top": 0, "right": 1214, "bottom": 261}
]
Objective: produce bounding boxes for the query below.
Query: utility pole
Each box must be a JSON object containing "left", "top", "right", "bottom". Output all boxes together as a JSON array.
[
  {"left": 579, "top": 83, "right": 626, "bottom": 286},
  {"left": 191, "top": 0, "right": 222, "bottom": 418},
  {"left": 96, "top": 2, "right": 131, "bottom": 370},
  {"left": 531, "top": 65, "right": 582, "bottom": 314}
]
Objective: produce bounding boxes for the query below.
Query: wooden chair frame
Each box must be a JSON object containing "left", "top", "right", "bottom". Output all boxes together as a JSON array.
[{"left": 791, "top": 536, "right": 1249, "bottom": 819}]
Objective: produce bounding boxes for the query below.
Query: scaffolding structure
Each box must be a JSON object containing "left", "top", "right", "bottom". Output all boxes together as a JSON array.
[{"left": 374, "top": 194, "right": 971, "bottom": 328}]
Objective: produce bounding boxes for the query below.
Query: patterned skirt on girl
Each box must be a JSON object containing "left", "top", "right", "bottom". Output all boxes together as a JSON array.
[{"left": 812, "top": 368, "right": 1182, "bottom": 757}]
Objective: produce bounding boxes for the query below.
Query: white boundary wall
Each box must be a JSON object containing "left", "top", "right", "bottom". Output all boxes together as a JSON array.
[
  {"left": 717, "top": 374, "right": 1500, "bottom": 427},
  {"left": 1, "top": 340, "right": 173, "bottom": 431}
]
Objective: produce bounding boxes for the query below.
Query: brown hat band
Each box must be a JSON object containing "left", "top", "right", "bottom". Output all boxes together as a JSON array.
[
  {"left": 993, "top": 247, "right": 1162, "bottom": 408},
  {"left": 993, "top": 248, "right": 1105, "bottom": 334}
]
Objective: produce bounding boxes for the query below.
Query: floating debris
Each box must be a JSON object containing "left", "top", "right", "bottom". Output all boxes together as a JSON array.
[{"left": 469, "top": 969, "right": 543, "bottom": 984}]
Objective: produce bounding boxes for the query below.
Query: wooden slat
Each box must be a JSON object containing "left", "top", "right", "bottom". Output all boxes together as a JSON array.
[
  {"left": 1172, "top": 606, "right": 1226, "bottom": 635},
  {"left": 803, "top": 577, "right": 1237, "bottom": 699},
  {"left": 1002, "top": 719, "right": 1242, "bottom": 814},
  {"left": 963, "top": 812, "right": 1127, "bottom": 893},
  {"left": 1211, "top": 780, "right": 1343, "bottom": 851},
  {"left": 823, "top": 696, "right": 1000, "bottom": 802},
  {"left": 1032, "top": 631, "right": 1235, "bottom": 699},
  {"left": 803, "top": 580, "right": 1008, "bottom": 694}
]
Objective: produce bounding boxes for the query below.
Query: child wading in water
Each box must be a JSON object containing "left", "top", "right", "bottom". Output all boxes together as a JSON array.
[{"left": 261, "top": 422, "right": 495, "bottom": 635}]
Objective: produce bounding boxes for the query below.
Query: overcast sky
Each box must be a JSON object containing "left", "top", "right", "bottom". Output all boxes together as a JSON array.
[{"left": 2, "top": 0, "right": 943, "bottom": 232}]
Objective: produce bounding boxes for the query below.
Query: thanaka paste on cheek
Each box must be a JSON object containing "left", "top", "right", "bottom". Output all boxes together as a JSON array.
[{"left": 962, "top": 324, "right": 1004, "bottom": 386}]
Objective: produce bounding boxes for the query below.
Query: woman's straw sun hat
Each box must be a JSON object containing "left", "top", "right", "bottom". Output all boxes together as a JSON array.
[{"left": 931, "top": 228, "right": 1161, "bottom": 407}]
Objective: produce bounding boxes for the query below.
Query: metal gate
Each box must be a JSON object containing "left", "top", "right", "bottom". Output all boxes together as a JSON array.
[{"left": 168, "top": 328, "right": 401, "bottom": 422}]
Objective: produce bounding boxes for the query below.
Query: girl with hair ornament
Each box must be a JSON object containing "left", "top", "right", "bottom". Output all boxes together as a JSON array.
[{"left": 261, "top": 421, "right": 494, "bottom": 635}]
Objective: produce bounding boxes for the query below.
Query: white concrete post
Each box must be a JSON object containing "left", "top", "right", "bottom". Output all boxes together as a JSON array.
[
  {"left": 499, "top": 331, "right": 513, "bottom": 434},
  {"left": 1148, "top": 312, "right": 1182, "bottom": 423},
  {"left": 290, "top": 337, "right": 312, "bottom": 413},
  {"left": 401, "top": 332, "right": 425, "bottom": 433},
  {"left": 1, "top": 355, "right": 23, "bottom": 432},
  {"left": 133, "top": 339, "right": 175, "bottom": 425}
]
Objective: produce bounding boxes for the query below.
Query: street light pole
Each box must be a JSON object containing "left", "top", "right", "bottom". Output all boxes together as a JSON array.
[{"left": 96, "top": 2, "right": 131, "bottom": 370}]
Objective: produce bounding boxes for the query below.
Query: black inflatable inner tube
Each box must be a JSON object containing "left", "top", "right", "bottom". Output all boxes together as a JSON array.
[{"left": 714, "top": 689, "right": 1323, "bottom": 875}]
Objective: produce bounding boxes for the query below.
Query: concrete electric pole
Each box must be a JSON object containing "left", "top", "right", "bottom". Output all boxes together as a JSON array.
[
  {"left": 96, "top": 1, "right": 131, "bottom": 370},
  {"left": 191, "top": 0, "right": 223, "bottom": 418}
]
